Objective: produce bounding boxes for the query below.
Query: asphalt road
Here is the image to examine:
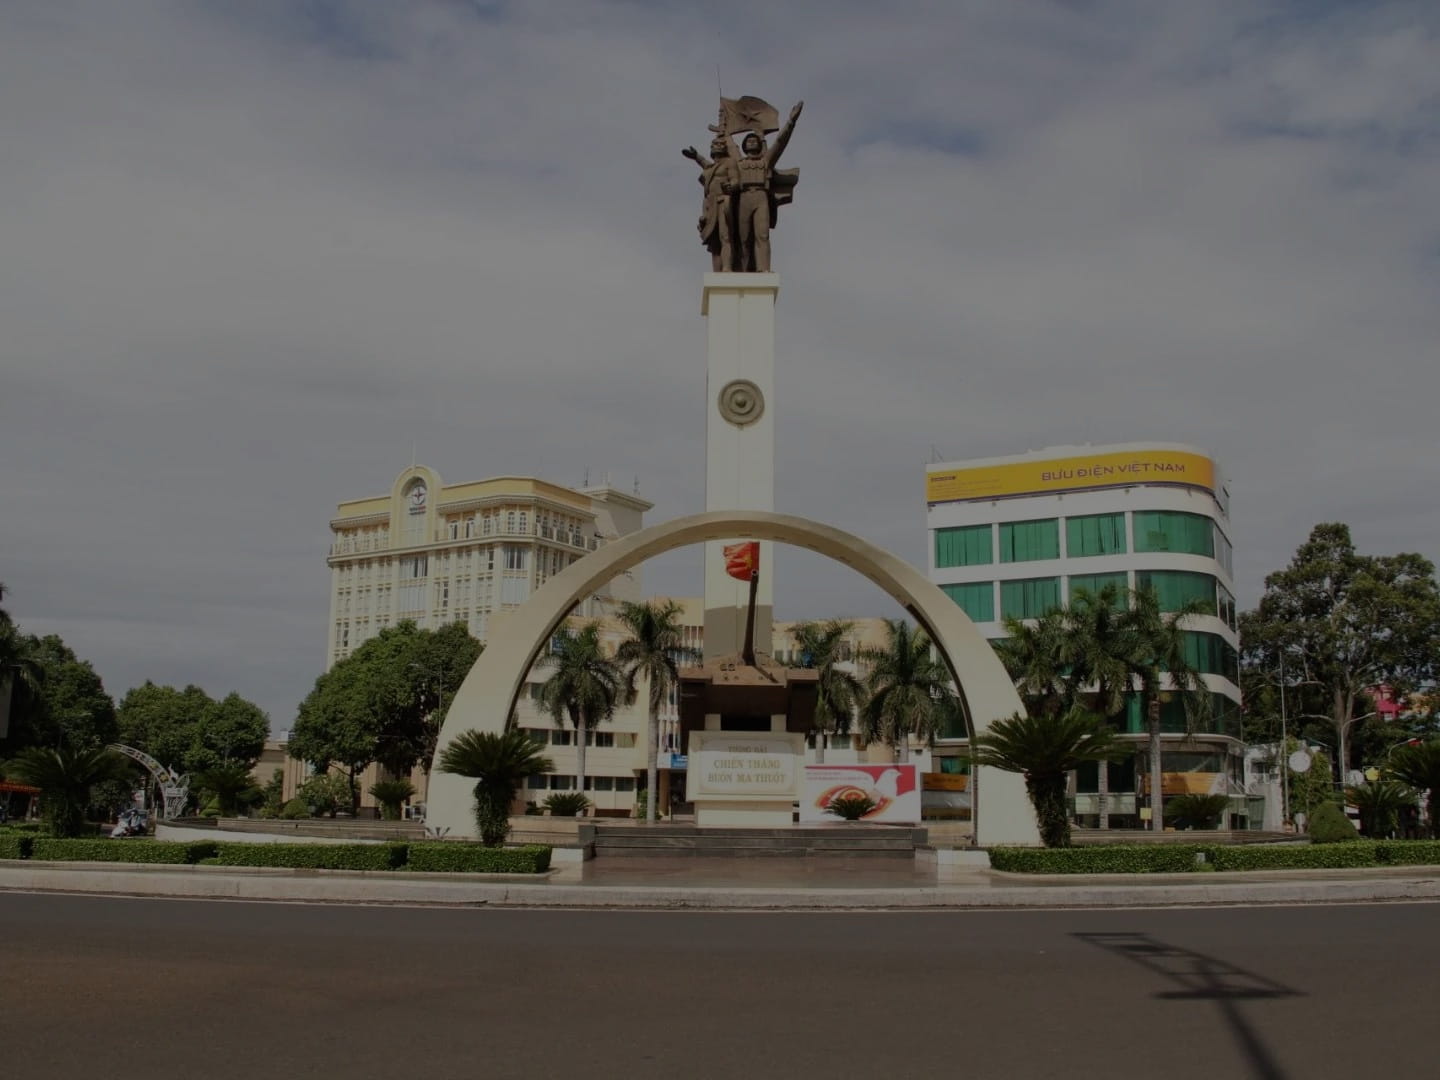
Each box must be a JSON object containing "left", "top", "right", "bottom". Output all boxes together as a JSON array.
[{"left": 1, "top": 893, "right": 1433, "bottom": 1080}]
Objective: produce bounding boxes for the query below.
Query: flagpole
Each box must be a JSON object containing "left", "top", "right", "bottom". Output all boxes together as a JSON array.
[{"left": 742, "top": 569, "right": 759, "bottom": 667}]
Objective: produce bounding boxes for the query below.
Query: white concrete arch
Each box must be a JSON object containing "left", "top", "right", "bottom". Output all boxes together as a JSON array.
[{"left": 425, "top": 510, "right": 1039, "bottom": 846}]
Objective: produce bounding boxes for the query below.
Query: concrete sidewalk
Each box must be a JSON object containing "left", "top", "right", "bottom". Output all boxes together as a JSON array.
[{"left": 3, "top": 857, "right": 1438, "bottom": 909}]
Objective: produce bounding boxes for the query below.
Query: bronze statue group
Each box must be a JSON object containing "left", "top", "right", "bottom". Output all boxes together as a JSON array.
[{"left": 684, "top": 96, "right": 803, "bottom": 274}]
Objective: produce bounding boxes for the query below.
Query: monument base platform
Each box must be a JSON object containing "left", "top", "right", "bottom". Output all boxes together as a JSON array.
[
  {"left": 694, "top": 801, "right": 793, "bottom": 828},
  {"left": 589, "top": 823, "right": 928, "bottom": 860}
]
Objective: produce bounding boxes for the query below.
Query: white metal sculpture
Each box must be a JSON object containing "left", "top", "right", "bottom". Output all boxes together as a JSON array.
[{"left": 108, "top": 743, "right": 190, "bottom": 819}]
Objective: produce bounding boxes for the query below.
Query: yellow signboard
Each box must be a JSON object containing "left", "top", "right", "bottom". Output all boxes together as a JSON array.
[{"left": 926, "top": 449, "right": 1215, "bottom": 504}]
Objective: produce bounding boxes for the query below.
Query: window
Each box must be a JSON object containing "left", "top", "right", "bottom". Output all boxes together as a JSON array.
[
  {"left": 935, "top": 525, "right": 992, "bottom": 568},
  {"left": 1000, "top": 577, "right": 1061, "bottom": 619},
  {"left": 592, "top": 732, "right": 615, "bottom": 748},
  {"left": 1068, "top": 572, "right": 1129, "bottom": 604},
  {"left": 550, "top": 730, "right": 573, "bottom": 746},
  {"left": 1132, "top": 511, "right": 1214, "bottom": 557},
  {"left": 1218, "top": 584, "right": 1237, "bottom": 631},
  {"left": 1136, "top": 570, "right": 1217, "bottom": 615},
  {"left": 549, "top": 775, "right": 574, "bottom": 790},
  {"left": 592, "top": 776, "right": 615, "bottom": 791},
  {"left": 999, "top": 519, "right": 1059, "bottom": 563},
  {"left": 464, "top": 517, "right": 475, "bottom": 539},
  {"left": 1066, "top": 513, "right": 1126, "bottom": 557},
  {"left": 614, "top": 733, "right": 637, "bottom": 749},
  {"left": 401, "top": 556, "right": 428, "bottom": 579},
  {"left": 526, "top": 774, "right": 547, "bottom": 789},
  {"left": 1182, "top": 631, "right": 1239, "bottom": 681},
  {"left": 614, "top": 777, "right": 636, "bottom": 792},
  {"left": 942, "top": 582, "right": 995, "bottom": 622},
  {"left": 503, "top": 547, "right": 528, "bottom": 572},
  {"left": 506, "top": 511, "right": 517, "bottom": 533},
  {"left": 448, "top": 521, "right": 459, "bottom": 540},
  {"left": 1214, "top": 526, "right": 1234, "bottom": 576}
]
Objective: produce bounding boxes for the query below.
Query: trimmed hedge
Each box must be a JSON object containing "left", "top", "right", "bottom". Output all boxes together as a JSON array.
[
  {"left": 0, "top": 834, "right": 31, "bottom": 860},
  {"left": 212, "top": 842, "right": 409, "bottom": 871},
  {"left": 27, "top": 839, "right": 217, "bottom": 864},
  {"left": 1375, "top": 840, "right": 1440, "bottom": 866},
  {"left": 1207, "top": 842, "right": 1378, "bottom": 871},
  {"left": 0, "top": 837, "right": 554, "bottom": 874},
  {"left": 988, "top": 845, "right": 1207, "bottom": 874},
  {"left": 407, "top": 843, "right": 552, "bottom": 874}
]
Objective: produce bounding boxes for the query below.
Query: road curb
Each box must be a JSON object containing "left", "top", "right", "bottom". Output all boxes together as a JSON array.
[{"left": 3, "top": 862, "right": 1439, "bottom": 909}]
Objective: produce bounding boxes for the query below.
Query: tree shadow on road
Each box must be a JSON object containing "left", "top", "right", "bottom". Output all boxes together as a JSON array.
[{"left": 1073, "top": 932, "right": 1304, "bottom": 1080}]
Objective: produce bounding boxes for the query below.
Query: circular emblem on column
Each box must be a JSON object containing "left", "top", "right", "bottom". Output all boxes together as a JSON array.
[{"left": 717, "top": 379, "right": 765, "bottom": 427}]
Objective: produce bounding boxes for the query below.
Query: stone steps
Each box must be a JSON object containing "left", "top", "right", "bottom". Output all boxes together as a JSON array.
[{"left": 590, "top": 824, "right": 927, "bottom": 859}]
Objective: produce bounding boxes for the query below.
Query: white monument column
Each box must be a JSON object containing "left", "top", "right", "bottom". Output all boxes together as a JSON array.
[{"left": 702, "top": 272, "right": 777, "bottom": 659}]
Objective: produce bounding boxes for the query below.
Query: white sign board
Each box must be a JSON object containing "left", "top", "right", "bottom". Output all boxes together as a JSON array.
[
  {"left": 687, "top": 732, "right": 803, "bottom": 802},
  {"left": 799, "top": 764, "right": 921, "bottom": 824}
]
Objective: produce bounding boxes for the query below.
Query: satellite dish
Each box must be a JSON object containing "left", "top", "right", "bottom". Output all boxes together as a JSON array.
[{"left": 1288, "top": 750, "right": 1312, "bottom": 773}]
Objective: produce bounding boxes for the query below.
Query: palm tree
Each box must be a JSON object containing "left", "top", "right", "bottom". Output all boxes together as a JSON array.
[
  {"left": 968, "top": 708, "right": 1127, "bottom": 848},
  {"left": 538, "top": 622, "right": 623, "bottom": 804},
  {"left": 1344, "top": 779, "right": 1416, "bottom": 838},
  {"left": 438, "top": 730, "right": 554, "bottom": 846},
  {"left": 994, "top": 607, "right": 1075, "bottom": 718},
  {"left": 194, "top": 762, "right": 260, "bottom": 817},
  {"left": 1387, "top": 740, "right": 1440, "bottom": 839},
  {"left": 788, "top": 619, "right": 865, "bottom": 763},
  {"left": 4, "top": 744, "right": 135, "bottom": 836},
  {"left": 860, "top": 619, "right": 954, "bottom": 762},
  {"left": 1120, "top": 588, "right": 1210, "bottom": 833},
  {"left": 995, "top": 584, "right": 1208, "bottom": 831},
  {"left": 615, "top": 600, "right": 699, "bottom": 823}
]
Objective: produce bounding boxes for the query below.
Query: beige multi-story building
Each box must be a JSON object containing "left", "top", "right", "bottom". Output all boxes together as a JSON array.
[{"left": 326, "top": 465, "right": 651, "bottom": 664}]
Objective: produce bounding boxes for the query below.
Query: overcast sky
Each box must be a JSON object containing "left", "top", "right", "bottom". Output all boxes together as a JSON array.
[{"left": 3, "top": 0, "right": 1437, "bottom": 728}]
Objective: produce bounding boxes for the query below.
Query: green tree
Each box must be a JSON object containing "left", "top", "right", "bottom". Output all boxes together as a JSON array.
[
  {"left": 538, "top": 622, "right": 622, "bottom": 801},
  {"left": 297, "top": 771, "right": 351, "bottom": 818},
  {"left": 116, "top": 683, "right": 267, "bottom": 773},
  {"left": 0, "top": 583, "right": 45, "bottom": 744},
  {"left": 787, "top": 619, "right": 865, "bottom": 763},
  {"left": 4, "top": 744, "right": 135, "bottom": 836},
  {"left": 2, "top": 634, "right": 117, "bottom": 754},
  {"left": 290, "top": 661, "right": 378, "bottom": 814},
  {"left": 259, "top": 767, "right": 285, "bottom": 818},
  {"left": 289, "top": 621, "right": 483, "bottom": 803},
  {"left": 1386, "top": 740, "right": 1440, "bottom": 839},
  {"left": 968, "top": 708, "right": 1127, "bottom": 848},
  {"left": 615, "top": 601, "right": 699, "bottom": 823},
  {"left": 1241, "top": 523, "right": 1440, "bottom": 785},
  {"left": 438, "top": 730, "right": 553, "bottom": 846},
  {"left": 860, "top": 619, "right": 955, "bottom": 762},
  {"left": 116, "top": 683, "right": 213, "bottom": 769}
]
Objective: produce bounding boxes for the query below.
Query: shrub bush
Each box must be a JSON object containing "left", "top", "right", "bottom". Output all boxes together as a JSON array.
[
  {"left": 213, "top": 842, "right": 408, "bottom": 871},
  {"left": 543, "top": 792, "right": 589, "bottom": 817},
  {"left": 1374, "top": 840, "right": 1440, "bottom": 866},
  {"left": 279, "top": 798, "right": 310, "bottom": 820},
  {"left": 0, "top": 834, "right": 31, "bottom": 860},
  {"left": 1208, "top": 842, "right": 1378, "bottom": 871},
  {"left": 29, "top": 839, "right": 197, "bottom": 864},
  {"left": 826, "top": 794, "right": 877, "bottom": 821},
  {"left": 1306, "top": 801, "right": 1360, "bottom": 843},
  {"left": 406, "top": 843, "right": 552, "bottom": 874},
  {"left": 988, "top": 845, "right": 1206, "bottom": 874}
]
